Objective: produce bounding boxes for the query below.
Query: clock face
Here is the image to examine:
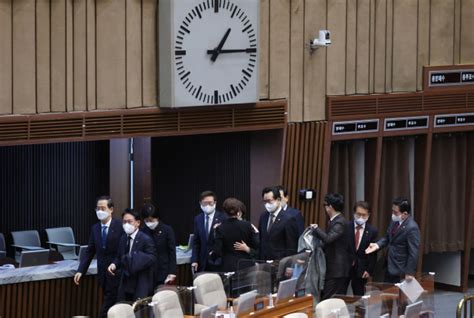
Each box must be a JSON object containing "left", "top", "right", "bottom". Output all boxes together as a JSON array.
[{"left": 169, "top": 0, "right": 259, "bottom": 107}]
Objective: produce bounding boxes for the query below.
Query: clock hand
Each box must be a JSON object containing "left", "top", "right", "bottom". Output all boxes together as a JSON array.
[
  {"left": 210, "top": 28, "right": 231, "bottom": 62},
  {"left": 207, "top": 48, "right": 257, "bottom": 54}
]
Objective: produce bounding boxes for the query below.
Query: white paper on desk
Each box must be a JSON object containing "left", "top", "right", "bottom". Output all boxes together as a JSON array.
[{"left": 396, "top": 278, "right": 424, "bottom": 303}]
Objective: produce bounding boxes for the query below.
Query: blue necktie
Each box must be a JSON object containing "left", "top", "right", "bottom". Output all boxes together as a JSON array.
[
  {"left": 204, "top": 215, "right": 209, "bottom": 239},
  {"left": 101, "top": 226, "right": 107, "bottom": 249}
]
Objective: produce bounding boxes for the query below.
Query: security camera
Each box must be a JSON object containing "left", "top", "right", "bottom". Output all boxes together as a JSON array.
[{"left": 309, "top": 30, "right": 331, "bottom": 52}]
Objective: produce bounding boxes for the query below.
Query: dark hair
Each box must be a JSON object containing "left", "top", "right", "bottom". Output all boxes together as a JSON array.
[
  {"left": 200, "top": 190, "right": 217, "bottom": 202},
  {"left": 261, "top": 186, "right": 281, "bottom": 200},
  {"left": 222, "top": 197, "right": 244, "bottom": 217},
  {"left": 393, "top": 197, "right": 411, "bottom": 214},
  {"left": 324, "top": 193, "right": 344, "bottom": 212},
  {"left": 122, "top": 208, "right": 140, "bottom": 220},
  {"left": 353, "top": 201, "right": 371, "bottom": 213},
  {"left": 275, "top": 185, "right": 288, "bottom": 197},
  {"left": 96, "top": 196, "right": 114, "bottom": 209},
  {"left": 239, "top": 201, "right": 247, "bottom": 216},
  {"left": 141, "top": 203, "right": 160, "bottom": 219}
]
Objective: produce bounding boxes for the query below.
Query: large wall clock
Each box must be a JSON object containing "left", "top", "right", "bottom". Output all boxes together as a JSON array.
[{"left": 159, "top": 0, "right": 259, "bottom": 107}]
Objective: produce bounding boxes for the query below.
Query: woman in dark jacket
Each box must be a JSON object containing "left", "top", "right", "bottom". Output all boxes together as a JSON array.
[
  {"left": 211, "top": 198, "right": 259, "bottom": 272},
  {"left": 141, "top": 203, "right": 177, "bottom": 287}
]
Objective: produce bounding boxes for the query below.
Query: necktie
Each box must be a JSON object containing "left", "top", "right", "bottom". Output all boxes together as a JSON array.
[
  {"left": 205, "top": 215, "right": 210, "bottom": 239},
  {"left": 267, "top": 213, "right": 275, "bottom": 231},
  {"left": 391, "top": 222, "right": 400, "bottom": 235},
  {"left": 126, "top": 235, "right": 132, "bottom": 255},
  {"left": 101, "top": 226, "right": 107, "bottom": 249},
  {"left": 354, "top": 225, "right": 362, "bottom": 250}
]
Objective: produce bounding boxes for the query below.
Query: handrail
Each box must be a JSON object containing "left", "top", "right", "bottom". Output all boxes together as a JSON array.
[{"left": 456, "top": 294, "right": 474, "bottom": 318}]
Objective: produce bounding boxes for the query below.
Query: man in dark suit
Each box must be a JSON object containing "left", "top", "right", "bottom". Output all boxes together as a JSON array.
[
  {"left": 311, "top": 193, "right": 350, "bottom": 300},
  {"left": 276, "top": 185, "right": 305, "bottom": 236},
  {"left": 258, "top": 187, "right": 299, "bottom": 261},
  {"left": 141, "top": 203, "right": 177, "bottom": 286},
  {"left": 191, "top": 190, "right": 227, "bottom": 272},
  {"left": 345, "top": 201, "right": 378, "bottom": 296},
  {"left": 108, "top": 209, "right": 156, "bottom": 301},
  {"left": 74, "top": 196, "right": 124, "bottom": 318},
  {"left": 366, "top": 197, "right": 420, "bottom": 283}
]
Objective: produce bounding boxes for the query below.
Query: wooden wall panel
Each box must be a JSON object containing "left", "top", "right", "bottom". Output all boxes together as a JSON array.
[
  {"left": 289, "top": 0, "right": 304, "bottom": 122},
  {"left": 0, "top": 0, "right": 471, "bottom": 122},
  {"left": 392, "top": 0, "right": 418, "bottom": 92},
  {"left": 269, "top": 0, "right": 290, "bottom": 99},
  {"left": 303, "top": 0, "right": 326, "bottom": 121},
  {"left": 12, "top": 0, "right": 36, "bottom": 114},
  {"left": 282, "top": 121, "right": 328, "bottom": 226},
  {"left": 430, "top": 0, "right": 455, "bottom": 65},
  {"left": 326, "top": 0, "right": 347, "bottom": 96},
  {"left": 36, "top": 0, "right": 50, "bottom": 113},
  {"left": 96, "top": 0, "right": 126, "bottom": 109},
  {"left": 0, "top": 0, "right": 12, "bottom": 115},
  {"left": 461, "top": 0, "right": 474, "bottom": 64},
  {"left": 142, "top": 0, "right": 156, "bottom": 107}
]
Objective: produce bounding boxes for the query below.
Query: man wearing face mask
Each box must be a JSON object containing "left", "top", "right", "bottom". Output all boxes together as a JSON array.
[
  {"left": 366, "top": 197, "right": 420, "bottom": 283},
  {"left": 345, "top": 201, "right": 378, "bottom": 296},
  {"left": 191, "top": 190, "right": 227, "bottom": 272},
  {"left": 310, "top": 193, "right": 350, "bottom": 300},
  {"left": 258, "top": 187, "right": 299, "bottom": 261},
  {"left": 276, "top": 185, "right": 305, "bottom": 236},
  {"left": 74, "top": 196, "right": 124, "bottom": 318},
  {"left": 107, "top": 209, "right": 156, "bottom": 301},
  {"left": 141, "top": 203, "right": 177, "bottom": 287}
]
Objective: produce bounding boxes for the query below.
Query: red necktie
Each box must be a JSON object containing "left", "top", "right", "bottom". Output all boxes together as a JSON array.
[
  {"left": 355, "top": 225, "right": 362, "bottom": 250},
  {"left": 391, "top": 222, "right": 400, "bottom": 235}
]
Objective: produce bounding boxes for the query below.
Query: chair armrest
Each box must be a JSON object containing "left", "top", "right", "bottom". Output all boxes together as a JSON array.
[
  {"left": 11, "top": 244, "right": 44, "bottom": 250},
  {"left": 46, "top": 241, "right": 80, "bottom": 247}
]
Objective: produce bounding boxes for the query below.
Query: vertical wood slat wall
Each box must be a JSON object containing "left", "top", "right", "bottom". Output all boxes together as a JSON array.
[
  {"left": 281, "top": 121, "right": 327, "bottom": 226},
  {"left": 1, "top": 0, "right": 474, "bottom": 121}
]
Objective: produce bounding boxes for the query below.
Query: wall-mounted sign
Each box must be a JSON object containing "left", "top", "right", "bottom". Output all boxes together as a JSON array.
[
  {"left": 434, "top": 113, "right": 474, "bottom": 128},
  {"left": 384, "top": 116, "right": 429, "bottom": 131},
  {"left": 332, "top": 119, "right": 379, "bottom": 135},
  {"left": 424, "top": 65, "right": 474, "bottom": 91}
]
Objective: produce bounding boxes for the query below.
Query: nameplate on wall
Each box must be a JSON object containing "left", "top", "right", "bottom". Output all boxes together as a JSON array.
[
  {"left": 384, "top": 116, "right": 429, "bottom": 131},
  {"left": 434, "top": 113, "right": 474, "bottom": 128},
  {"left": 424, "top": 65, "right": 474, "bottom": 91},
  {"left": 332, "top": 119, "right": 379, "bottom": 135}
]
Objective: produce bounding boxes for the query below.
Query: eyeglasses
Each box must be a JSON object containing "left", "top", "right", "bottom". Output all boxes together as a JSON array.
[
  {"left": 96, "top": 207, "right": 108, "bottom": 211},
  {"left": 201, "top": 201, "right": 215, "bottom": 206}
]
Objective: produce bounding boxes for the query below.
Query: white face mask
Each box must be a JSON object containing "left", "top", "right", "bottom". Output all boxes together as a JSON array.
[
  {"left": 354, "top": 215, "right": 367, "bottom": 226},
  {"left": 392, "top": 213, "right": 402, "bottom": 223},
  {"left": 265, "top": 202, "right": 278, "bottom": 213},
  {"left": 123, "top": 223, "right": 136, "bottom": 235},
  {"left": 201, "top": 204, "right": 216, "bottom": 215},
  {"left": 96, "top": 210, "right": 109, "bottom": 221},
  {"left": 145, "top": 221, "right": 158, "bottom": 230}
]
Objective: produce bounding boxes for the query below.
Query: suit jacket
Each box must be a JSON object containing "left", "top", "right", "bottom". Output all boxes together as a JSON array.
[
  {"left": 313, "top": 214, "right": 350, "bottom": 279},
  {"left": 113, "top": 230, "right": 157, "bottom": 301},
  {"left": 284, "top": 206, "right": 305, "bottom": 236},
  {"left": 141, "top": 222, "right": 177, "bottom": 285},
  {"left": 258, "top": 209, "right": 299, "bottom": 261},
  {"left": 377, "top": 216, "right": 420, "bottom": 276},
  {"left": 77, "top": 218, "right": 124, "bottom": 290},
  {"left": 346, "top": 221, "right": 378, "bottom": 277},
  {"left": 212, "top": 217, "right": 259, "bottom": 272},
  {"left": 191, "top": 211, "right": 227, "bottom": 271}
]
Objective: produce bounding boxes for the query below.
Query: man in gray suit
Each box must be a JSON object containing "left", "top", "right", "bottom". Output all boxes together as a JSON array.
[{"left": 366, "top": 197, "right": 420, "bottom": 283}]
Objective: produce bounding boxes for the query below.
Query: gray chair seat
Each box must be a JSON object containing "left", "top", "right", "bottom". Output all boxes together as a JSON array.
[{"left": 45, "top": 227, "right": 80, "bottom": 260}]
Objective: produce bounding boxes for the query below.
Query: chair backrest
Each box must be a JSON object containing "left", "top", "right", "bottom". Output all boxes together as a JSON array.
[
  {"left": 45, "top": 227, "right": 76, "bottom": 257},
  {"left": 152, "top": 290, "right": 184, "bottom": 318},
  {"left": 107, "top": 303, "right": 134, "bottom": 318},
  {"left": 11, "top": 230, "right": 41, "bottom": 247},
  {"left": 315, "top": 298, "right": 350, "bottom": 318},
  {"left": 0, "top": 233, "right": 6, "bottom": 251},
  {"left": 283, "top": 313, "right": 308, "bottom": 318},
  {"left": 193, "top": 273, "right": 227, "bottom": 309}
]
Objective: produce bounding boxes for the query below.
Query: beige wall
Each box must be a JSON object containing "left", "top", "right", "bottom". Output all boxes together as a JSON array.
[{"left": 0, "top": 0, "right": 473, "bottom": 121}]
